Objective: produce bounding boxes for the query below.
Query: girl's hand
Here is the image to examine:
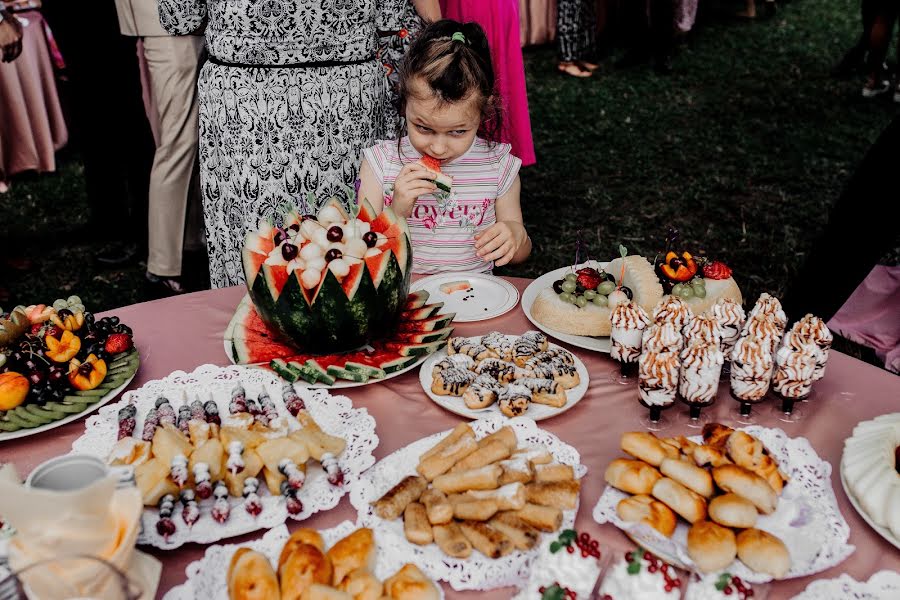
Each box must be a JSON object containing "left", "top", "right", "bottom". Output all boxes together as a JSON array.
[
  {"left": 391, "top": 163, "right": 436, "bottom": 218},
  {"left": 474, "top": 221, "right": 528, "bottom": 266}
]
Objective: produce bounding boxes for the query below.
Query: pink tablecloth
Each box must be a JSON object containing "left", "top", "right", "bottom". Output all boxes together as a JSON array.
[
  {"left": 0, "top": 10, "right": 67, "bottom": 179},
  {"left": 3, "top": 279, "right": 899, "bottom": 598}
]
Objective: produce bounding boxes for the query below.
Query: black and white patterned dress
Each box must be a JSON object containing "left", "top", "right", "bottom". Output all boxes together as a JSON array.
[
  {"left": 556, "top": 0, "right": 596, "bottom": 63},
  {"left": 159, "top": 0, "right": 404, "bottom": 288}
]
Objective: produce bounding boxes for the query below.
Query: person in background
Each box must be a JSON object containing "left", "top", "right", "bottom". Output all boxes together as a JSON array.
[
  {"left": 617, "top": 0, "right": 676, "bottom": 74},
  {"left": 556, "top": 0, "right": 599, "bottom": 78},
  {"left": 736, "top": 0, "right": 777, "bottom": 19},
  {"left": 41, "top": 0, "right": 155, "bottom": 266},
  {"left": 0, "top": 2, "right": 23, "bottom": 63},
  {"left": 378, "top": 0, "right": 442, "bottom": 139},
  {"left": 861, "top": 0, "right": 899, "bottom": 101},
  {"left": 113, "top": 0, "right": 204, "bottom": 295},
  {"left": 833, "top": 0, "right": 879, "bottom": 78},
  {"left": 440, "top": 0, "right": 536, "bottom": 166}
]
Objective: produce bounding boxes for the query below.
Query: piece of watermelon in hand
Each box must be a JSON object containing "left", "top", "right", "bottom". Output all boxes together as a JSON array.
[{"left": 418, "top": 155, "right": 453, "bottom": 193}]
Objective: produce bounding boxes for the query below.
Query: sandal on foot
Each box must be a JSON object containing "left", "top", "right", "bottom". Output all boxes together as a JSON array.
[{"left": 557, "top": 62, "right": 592, "bottom": 78}]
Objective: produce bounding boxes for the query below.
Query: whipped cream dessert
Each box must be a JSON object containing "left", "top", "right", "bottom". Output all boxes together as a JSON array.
[
  {"left": 611, "top": 302, "right": 651, "bottom": 364},
  {"left": 729, "top": 336, "right": 774, "bottom": 401},
  {"left": 514, "top": 531, "right": 603, "bottom": 600},
  {"left": 793, "top": 314, "right": 832, "bottom": 380},
  {"left": 679, "top": 341, "right": 724, "bottom": 405},
  {"left": 639, "top": 351, "right": 680, "bottom": 407},
  {"left": 652, "top": 295, "right": 694, "bottom": 331},
  {"left": 773, "top": 346, "right": 816, "bottom": 399},
  {"left": 748, "top": 293, "right": 787, "bottom": 330},
  {"left": 780, "top": 329, "right": 825, "bottom": 381},
  {"left": 683, "top": 314, "right": 723, "bottom": 346},
  {"left": 642, "top": 322, "right": 684, "bottom": 354},
  {"left": 685, "top": 573, "right": 759, "bottom": 600},
  {"left": 741, "top": 314, "right": 782, "bottom": 356},
  {"left": 598, "top": 549, "right": 681, "bottom": 600},
  {"left": 711, "top": 297, "right": 746, "bottom": 352}
]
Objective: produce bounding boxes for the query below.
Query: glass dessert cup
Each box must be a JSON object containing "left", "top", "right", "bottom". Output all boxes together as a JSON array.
[
  {"left": 0, "top": 555, "right": 142, "bottom": 600},
  {"left": 638, "top": 397, "right": 674, "bottom": 432},
  {"left": 678, "top": 395, "right": 714, "bottom": 428},
  {"left": 771, "top": 390, "right": 808, "bottom": 423},
  {"left": 730, "top": 389, "right": 768, "bottom": 425},
  {"left": 609, "top": 358, "right": 638, "bottom": 386}
]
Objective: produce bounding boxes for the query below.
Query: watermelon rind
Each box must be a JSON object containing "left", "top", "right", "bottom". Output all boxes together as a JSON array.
[
  {"left": 403, "top": 290, "right": 430, "bottom": 310},
  {"left": 326, "top": 364, "right": 368, "bottom": 383},
  {"left": 270, "top": 359, "right": 298, "bottom": 382},
  {"left": 288, "top": 361, "right": 319, "bottom": 384},
  {"left": 379, "top": 355, "right": 417, "bottom": 373},
  {"left": 345, "top": 361, "right": 386, "bottom": 380},
  {"left": 394, "top": 326, "right": 454, "bottom": 344},
  {"left": 401, "top": 302, "right": 444, "bottom": 321},
  {"left": 386, "top": 340, "right": 444, "bottom": 357},
  {"left": 397, "top": 313, "right": 456, "bottom": 333},
  {"left": 305, "top": 359, "right": 336, "bottom": 386}
]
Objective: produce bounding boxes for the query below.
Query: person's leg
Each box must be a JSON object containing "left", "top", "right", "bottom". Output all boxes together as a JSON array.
[
  {"left": 143, "top": 35, "right": 204, "bottom": 286},
  {"left": 557, "top": 0, "right": 592, "bottom": 77},
  {"left": 863, "top": 10, "right": 895, "bottom": 97},
  {"left": 649, "top": 0, "right": 675, "bottom": 73},
  {"left": 616, "top": 0, "right": 652, "bottom": 68},
  {"left": 834, "top": 0, "right": 879, "bottom": 77}
]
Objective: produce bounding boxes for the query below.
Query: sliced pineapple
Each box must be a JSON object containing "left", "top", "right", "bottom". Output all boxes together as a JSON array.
[
  {"left": 151, "top": 423, "right": 193, "bottom": 466},
  {"left": 189, "top": 438, "right": 225, "bottom": 482}
]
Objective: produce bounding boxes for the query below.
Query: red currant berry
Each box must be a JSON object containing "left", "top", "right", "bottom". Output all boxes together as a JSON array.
[
  {"left": 567, "top": 545, "right": 575, "bottom": 554},
  {"left": 625, "top": 552, "right": 633, "bottom": 562},
  {"left": 673, "top": 579, "right": 681, "bottom": 588},
  {"left": 539, "top": 587, "right": 546, "bottom": 594},
  {"left": 643, "top": 551, "right": 652, "bottom": 561},
  {"left": 723, "top": 586, "right": 733, "bottom": 595},
  {"left": 581, "top": 550, "right": 589, "bottom": 558},
  {"left": 648, "top": 565, "right": 658, "bottom": 573},
  {"left": 664, "top": 585, "right": 673, "bottom": 593},
  {"left": 745, "top": 590, "right": 754, "bottom": 597}
]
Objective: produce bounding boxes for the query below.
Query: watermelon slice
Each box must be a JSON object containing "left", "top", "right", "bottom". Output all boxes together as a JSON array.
[
  {"left": 304, "top": 359, "right": 336, "bottom": 385},
  {"left": 288, "top": 361, "right": 319, "bottom": 384},
  {"left": 404, "top": 290, "right": 430, "bottom": 310},
  {"left": 228, "top": 298, "right": 298, "bottom": 363},
  {"left": 419, "top": 155, "right": 453, "bottom": 193},
  {"left": 345, "top": 361, "right": 386, "bottom": 379},
  {"left": 393, "top": 327, "right": 454, "bottom": 344},
  {"left": 326, "top": 364, "right": 368, "bottom": 383},
  {"left": 356, "top": 197, "right": 379, "bottom": 223},
  {"left": 397, "top": 312, "right": 456, "bottom": 332},
  {"left": 384, "top": 340, "right": 443, "bottom": 357},
  {"left": 401, "top": 302, "right": 444, "bottom": 321},
  {"left": 270, "top": 358, "right": 298, "bottom": 382}
]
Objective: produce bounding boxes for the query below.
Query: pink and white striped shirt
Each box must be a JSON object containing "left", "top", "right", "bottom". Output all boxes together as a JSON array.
[{"left": 362, "top": 136, "right": 521, "bottom": 274}]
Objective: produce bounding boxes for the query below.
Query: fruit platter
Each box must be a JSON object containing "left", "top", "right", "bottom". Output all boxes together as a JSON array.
[
  {"left": 71, "top": 364, "right": 378, "bottom": 549},
  {"left": 0, "top": 296, "right": 140, "bottom": 440},
  {"left": 523, "top": 232, "right": 742, "bottom": 353},
  {"left": 225, "top": 198, "right": 453, "bottom": 387}
]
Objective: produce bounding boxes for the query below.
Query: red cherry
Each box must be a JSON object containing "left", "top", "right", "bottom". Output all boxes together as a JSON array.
[
  {"left": 327, "top": 225, "right": 343, "bottom": 242},
  {"left": 363, "top": 230, "right": 378, "bottom": 248},
  {"left": 325, "top": 248, "right": 343, "bottom": 262}
]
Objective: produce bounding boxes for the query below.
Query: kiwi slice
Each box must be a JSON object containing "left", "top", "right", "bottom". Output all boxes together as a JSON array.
[
  {"left": 63, "top": 395, "right": 93, "bottom": 405},
  {"left": 8, "top": 409, "right": 45, "bottom": 427},
  {"left": 74, "top": 388, "right": 109, "bottom": 397},
  {"left": 22, "top": 405, "right": 67, "bottom": 421},
  {"left": 45, "top": 401, "right": 90, "bottom": 414},
  {"left": 109, "top": 354, "right": 139, "bottom": 370},
  {"left": 0, "top": 414, "right": 21, "bottom": 432}
]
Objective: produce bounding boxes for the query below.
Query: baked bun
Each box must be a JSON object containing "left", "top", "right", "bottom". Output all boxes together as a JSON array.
[
  {"left": 621, "top": 431, "right": 679, "bottom": 467},
  {"left": 616, "top": 494, "right": 677, "bottom": 537},
  {"left": 299, "top": 585, "right": 351, "bottom": 600},
  {"left": 708, "top": 493, "right": 758, "bottom": 528},
  {"left": 702, "top": 423, "right": 735, "bottom": 450},
  {"left": 279, "top": 542, "right": 333, "bottom": 600},
  {"left": 279, "top": 529, "right": 327, "bottom": 569},
  {"left": 687, "top": 520, "right": 738, "bottom": 573},
  {"left": 651, "top": 477, "right": 707, "bottom": 523},
  {"left": 726, "top": 431, "right": 786, "bottom": 495},
  {"left": 338, "top": 568, "right": 382, "bottom": 600},
  {"left": 228, "top": 548, "right": 280, "bottom": 600},
  {"left": 692, "top": 445, "right": 732, "bottom": 469},
  {"left": 712, "top": 465, "right": 777, "bottom": 515},
  {"left": 383, "top": 563, "right": 441, "bottom": 600},
  {"left": 327, "top": 528, "right": 376, "bottom": 586},
  {"left": 659, "top": 458, "right": 714, "bottom": 498},
  {"left": 604, "top": 458, "right": 662, "bottom": 495},
  {"left": 736, "top": 528, "right": 792, "bottom": 578}
]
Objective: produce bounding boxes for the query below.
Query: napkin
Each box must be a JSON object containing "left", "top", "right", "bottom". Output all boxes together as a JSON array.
[{"left": 0, "top": 472, "right": 161, "bottom": 599}]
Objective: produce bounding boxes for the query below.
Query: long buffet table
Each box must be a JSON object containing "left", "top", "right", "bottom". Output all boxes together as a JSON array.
[{"left": 3, "top": 279, "right": 899, "bottom": 598}]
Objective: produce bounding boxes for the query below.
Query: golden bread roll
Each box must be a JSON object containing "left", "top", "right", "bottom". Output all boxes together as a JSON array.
[
  {"left": 458, "top": 520, "right": 513, "bottom": 558},
  {"left": 417, "top": 435, "right": 479, "bottom": 481},
  {"left": 373, "top": 476, "right": 428, "bottom": 521},
  {"left": 512, "top": 446, "right": 553, "bottom": 466},
  {"left": 524, "top": 479, "right": 580, "bottom": 510},
  {"left": 279, "top": 543, "right": 333, "bottom": 600},
  {"left": 512, "top": 503, "right": 563, "bottom": 532},
  {"left": 701, "top": 423, "right": 734, "bottom": 450},
  {"left": 466, "top": 482, "right": 526, "bottom": 511},
  {"left": 604, "top": 458, "right": 662, "bottom": 495},
  {"left": 736, "top": 528, "right": 792, "bottom": 578},
  {"left": 432, "top": 464, "right": 502, "bottom": 494},
  {"left": 692, "top": 445, "right": 732, "bottom": 468},
  {"left": 616, "top": 494, "right": 677, "bottom": 538},
  {"left": 449, "top": 439, "right": 511, "bottom": 473},
  {"left": 621, "top": 431, "right": 679, "bottom": 466},
  {"left": 651, "top": 477, "right": 708, "bottom": 524},
  {"left": 338, "top": 568, "right": 382, "bottom": 600},
  {"left": 687, "top": 520, "right": 737, "bottom": 573},
  {"left": 663, "top": 435, "right": 699, "bottom": 456},
  {"left": 479, "top": 426, "right": 518, "bottom": 451},
  {"left": 327, "top": 528, "right": 376, "bottom": 586},
  {"left": 534, "top": 463, "right": 574, "bottom": 483},
  {"left": 299, "top": 585, "right": 351, "bottom": 600},
  {"left": 498, "top": 457, "right": 534, "bottom": 485},
  {"left": 659, "top": 458, "right": 714, "bottom": 498},
  {"left": 420, "top": 423, "right": 474, "bottom": 462},
  {"left": 708, "top": 493, "right": 758, "bottom": 528},
  {"left": 383, "top": 563, "right": 441, "bottom": 600},
  {"left": 453, "top": 498, "right": 499, "bottom": 521},
  {"left": 712, "top": 465, "right": 777, "bottom": 515},
  {"left": 228, "top": 548, "right": 280, "bottom": 600},
  {"left": 432, "top": 522, "right": 472, "bottom": 558},
  {"left": 279, "top": 529, "right": 326, "bottom": 569},
  {"left": 404, "top": 502, "right": 433, "bottom": 545},
  {"left": 489, "top": 512, "right": 540, "bottom": 550},
  {"left": 419, "top": 488, "right": 453, "bottom": 525}
]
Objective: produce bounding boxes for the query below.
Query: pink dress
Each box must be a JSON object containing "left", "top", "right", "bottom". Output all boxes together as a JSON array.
[{"left": 440, "top": 0, "right": 536, "bottom": 166}]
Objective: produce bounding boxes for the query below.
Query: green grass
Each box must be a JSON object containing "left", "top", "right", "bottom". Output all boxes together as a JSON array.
[{"left": 2, "top": 0, "right": 896, "bottom": 364}]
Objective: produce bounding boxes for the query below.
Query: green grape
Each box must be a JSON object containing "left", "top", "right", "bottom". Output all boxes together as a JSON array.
[
  {"left": 672, "top": 283, "right": 685, "bottom": 295},
  {"left": 692, "top": 284, "right": 707, "bottom": 298},
  {"left": 692, "top": 277, "right": 704, "bottom": 285},
  {"left": 561, "top": 280, "right": 577, "bottom": 293},
  {"left": 597, "top": 281, "right": 616, "bottom": 295},
  {"left": 583, "top": 289, "right": 597, "bottom": 300},
  {"left": 564, "top": 273, "right": 577, "bottom": 282},
  {"left": 575, "top": 295, "right": 588, "bottom": 308},
  {"left": 559, "top": 292, "right": 575, "bottom": 304},
  {"left": 592, "top": 294, "right": 609, "bottom": 307},
  {"left": 680, "top": 286, "right": 694, "bottom": 299}
]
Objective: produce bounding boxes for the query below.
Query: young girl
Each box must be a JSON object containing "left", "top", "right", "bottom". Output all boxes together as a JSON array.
[{"left": 358, "top": 19, "right": 531, "bottom": 274}]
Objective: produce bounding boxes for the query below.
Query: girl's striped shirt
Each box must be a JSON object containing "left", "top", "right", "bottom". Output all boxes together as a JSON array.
[{"left": 362, "top": 136, "right": 521, "bottom": 274}]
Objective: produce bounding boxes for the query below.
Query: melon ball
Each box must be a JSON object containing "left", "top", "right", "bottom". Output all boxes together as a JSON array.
[
  {"left": 345, "top": 255, "right": 363, "bottom": 266},
  {"left": 375, "top": 232, "right": 389, "bottom": 248},
  {"left": 300, "top": 219, "right": 319, "bottom": 240},
  {"left": 607, "top": 289, "right": 629, "bottom": 309},
  {"left": 328, "top": 258, "right": 350, "bottom": 278},
  {"left": 364, "top": 248, "right": 381, "bottom": 258},
  {"left": 306, "top": 256, "right": 326, "bottom": 273},
  {"left": 356, "top": 220, "right": 371, "bottom": 235},
  {"left": 300, "top": 242, "right": 322, "bottom": 261},
  {"left": 317, "top": 205, "right": 343, "bottom": 225},
  {"left": 301, "top": 268, "right": 321, "bottom": 289},
  {"left": 345, "top": 238, "right": 368, "bottom": 260},
  {"left": 312, "top": 226, "right": 330, "bottom": 249}
]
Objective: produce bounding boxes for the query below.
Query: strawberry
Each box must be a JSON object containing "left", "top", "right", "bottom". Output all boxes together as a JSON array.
[
  {"left": 703, "top": 261, "right": 733, "bottom": 280},
  {"left": 30, "top": 323, "right": 43, "bottom": 336},
  {"left": 576, "top": 267, "right": 602, "bottom": 290},
  {"left": 105, "top": 333, "right": 133, "bottom": 355}
]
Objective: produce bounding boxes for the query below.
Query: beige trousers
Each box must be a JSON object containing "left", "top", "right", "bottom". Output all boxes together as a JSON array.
[{"left": 143, "top": 34, "right": 204, "bottom": 277}]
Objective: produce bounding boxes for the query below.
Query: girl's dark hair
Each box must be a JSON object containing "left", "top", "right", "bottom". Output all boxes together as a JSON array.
[{"left": 397, "top": 19, "right": 503, "bottom": 145}]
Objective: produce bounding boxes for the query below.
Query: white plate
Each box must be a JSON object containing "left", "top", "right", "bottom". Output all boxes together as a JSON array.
[
  {"left": 0, "top": 356, "right": 139, "bottom": 442},
  {"left": 162, "top": 522, "right": 445, "bottom": 600},
  {"left": 411, "top": 272, "right": 519, "bottom": 322},
  {"left": 223, "top": 339, "right": 430, "bottom": 389},
  {"left": 349, "top": 415, "right": 586, "bottom": 591},
  {"left": 418, "top": 335, "right": 590, "bottom": 421},
  {"left": 840, "top": 467, "right": 900, "bottom": 551},
  {"left": 71, "top": 364, "right": 378, "bottom": 549},
  {"left": 521, "top": 263, "right": 611, "bottom": 353},
  {"left": 593, "top": 425, "right": 854, "bottom": 583}
]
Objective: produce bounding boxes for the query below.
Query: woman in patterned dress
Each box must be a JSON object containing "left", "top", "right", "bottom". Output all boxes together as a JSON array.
[
  {"left": 158, "top": 0, "right": 405, "bottom": 288},
  {"left": 556, "top": 0, "right": 599, "bottom": 78}
]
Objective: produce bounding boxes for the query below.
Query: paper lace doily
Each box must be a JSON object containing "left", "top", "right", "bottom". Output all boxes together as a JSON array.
[
  {"left": 162, "top": 521, "right": 445, "bottom": 600},
  {"left": 71, "top": 364, "right": 378, "bottom": 549},
  {"left": 592, "top": 425, "right": 854, "bottom": 583},
  {"left": 790, "top": 570, "right": 900, "bottom": 599},
  {"left": 349, "top": 414, "right": 587, "bottom": 591}
]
